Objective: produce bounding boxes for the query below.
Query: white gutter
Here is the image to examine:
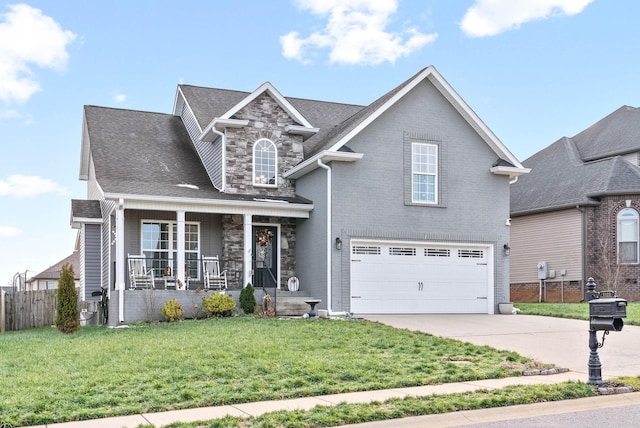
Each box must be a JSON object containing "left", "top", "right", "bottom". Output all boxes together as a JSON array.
[{"left": 316, "top": 159, "right": 333, "bottom": 312}]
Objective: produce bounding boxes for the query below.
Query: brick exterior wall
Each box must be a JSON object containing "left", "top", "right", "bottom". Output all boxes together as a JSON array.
[
  {"left": 511, "top": 281, "right": 583, "bottom": 303},
  {"left": 585, "top": 195, "right": 640, "bottom": 301}
]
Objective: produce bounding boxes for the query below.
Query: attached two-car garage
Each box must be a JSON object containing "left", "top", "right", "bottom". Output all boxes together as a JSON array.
[{"left": 349, "top": 240, "right": 494, "bottom": 314}]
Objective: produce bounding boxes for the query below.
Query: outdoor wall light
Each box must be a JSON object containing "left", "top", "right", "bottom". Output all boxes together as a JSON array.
[
  {"left": 335, "top": 237, "right": 343, "bottom": 250},
  {"left": 503, "top": 243, "right": 511, "bottom": 256}
]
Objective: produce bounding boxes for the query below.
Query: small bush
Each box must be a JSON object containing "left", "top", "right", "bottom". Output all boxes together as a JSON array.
[
  {"left": 202, "top": 292, "right": 236, "bottom": 317},
  {"left": 161, "top": 299, "right": 184, "bottom": 322},
  {"left": 55, "top": 263, "right": 79, "bottom": 334},
  {"left": 239, "top": 283, "right": 256, "bottom": 314}
]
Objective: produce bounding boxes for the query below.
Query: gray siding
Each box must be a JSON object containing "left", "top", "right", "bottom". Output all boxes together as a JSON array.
[
  {"left": 84, "top": 224, "right": 102, "bottom": 300},
  {"left": 101, "top": 200, "right": 115, "bottom": 291},
  {"left": 179, "top": 101, "right": 224, "bottom": 190},
  {"left": 296, "top": 168, "right": 329, "bottom": 308},
  {"left": 123, "top": 210, "right": 223, "bottom": 287},
  {"left": 305, "top": 79, "right": 512, "bottom": 311},
  {"left": 510, "top": 209, "right": 583, "bottom": 283}
]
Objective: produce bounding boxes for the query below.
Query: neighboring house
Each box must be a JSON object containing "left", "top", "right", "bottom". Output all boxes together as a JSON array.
[
  {"left": 71, "top": 65, "right": 528, "bottom": 325},
  {"left": 510, "top": 106, "right": 640, "bottom": 302},
  {"left": 26, "top": 252, "right": 80, "bottom": 290}
]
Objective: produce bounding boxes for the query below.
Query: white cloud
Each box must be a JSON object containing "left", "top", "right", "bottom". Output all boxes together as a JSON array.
[
  {"left": 113, "top": 93, "right": 127, "bottom": 103},
  {"left": 281, "top": 0, "right": 437, "bottom": 65},
  {"left": 0, "top": 3, "right": 77, "bottom": 103},
  {"left": 0, "top": 226, "right": 21, "bottom": 237},
  {"left": 461, "top": 0, "right": 594, "bottom": 37},
  {"left": 0, "top": 174, "right": 69, "bottom": 197}
]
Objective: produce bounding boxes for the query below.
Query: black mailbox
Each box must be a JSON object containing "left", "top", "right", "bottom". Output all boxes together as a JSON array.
[{"left": 589, "top": 297, "right": 627, "bottom": 331}]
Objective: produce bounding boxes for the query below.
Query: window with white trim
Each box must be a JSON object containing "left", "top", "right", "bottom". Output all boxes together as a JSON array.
[
  {"left": 412, "top": 142, "right": 438, "bottom": 204},
  {"left": 141, "top": 221, "right": 200, "bottom": 278},
  {"left": 253, "top": 138, "right": 277, "bottom": 186},
  {"left": 617, "top": 208, "right": 639, "bottom": 264}
]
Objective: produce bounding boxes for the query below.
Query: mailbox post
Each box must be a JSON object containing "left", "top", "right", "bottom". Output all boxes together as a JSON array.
[{"left": 586, "top": 277, "right": 627, "bottom": 385}]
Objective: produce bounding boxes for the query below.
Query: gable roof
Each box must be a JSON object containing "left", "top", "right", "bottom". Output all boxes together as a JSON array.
[
  {"left": 82, "top": 66, "right": 527, "bottom": 202},
  {"left": 176, "top": 83, "right": 364, "bottom": 156},
  {"left": 511, "top": 106, "right": 640, "bottom": 215},
  {"left": 81, "top": 105, "right": 312, "bottom": 206},
  {"left": 572, "top": 106, "right": 640, "bottom": 161},
  {"left": 287, "top": 66, "right": 528, "bottom": 178},
  {"left": 28, "top": 252, "right": 80, "bottom": 282}
]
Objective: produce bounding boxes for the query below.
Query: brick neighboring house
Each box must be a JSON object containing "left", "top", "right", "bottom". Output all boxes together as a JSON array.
[
  {"left": 510, "top": 106, "right": 640, "bottom": 302},
  {"left": 71, "top": 66, "right": 528, "bottom": 324}
]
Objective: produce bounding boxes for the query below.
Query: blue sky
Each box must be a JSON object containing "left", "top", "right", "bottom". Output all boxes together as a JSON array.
[{"left": 0, "top": 0, "right": 637, "bottom": 285}]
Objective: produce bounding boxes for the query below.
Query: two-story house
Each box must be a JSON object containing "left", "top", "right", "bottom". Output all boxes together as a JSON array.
[
  {"left": 510, "top": 106, "right": 640, "bottom": 303},
  {"left": 71, "top": 66, "right": 528, "bottom": 325}
]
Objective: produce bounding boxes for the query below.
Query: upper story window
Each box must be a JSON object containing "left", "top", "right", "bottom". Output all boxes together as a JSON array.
[
  {"left": 254, "top": 139, "right": 277, "bottom": 187},
  {"left": 412, "top": 142, "right": 438, "bottom": 204},
  {"left": 617, "top": 208, "right": 639, "bottom": 264}
]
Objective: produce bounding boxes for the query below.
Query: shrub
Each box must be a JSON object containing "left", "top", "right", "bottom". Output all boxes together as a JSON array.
[
  {"left": 202, "top": 292, "right": 236, "bottom": 317},
  {"left": 239, "top": 283, "right": 256, "bottom": 314},
  {"left": 55, "top": 263, "right": 79, "bottom": 334},
  {"left": 161, "top": 298, "right": 184, "bottom": 322}
]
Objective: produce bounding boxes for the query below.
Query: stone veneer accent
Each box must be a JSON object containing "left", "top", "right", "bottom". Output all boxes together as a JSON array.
[
  {"left": 216, "top": 92, "right": 304, "bottom": 289},
  {"left": 223, "top": 92, "right": 304, "bottom": 197},
  {"left": 221, "top": 214, "right": 297, "bottom": 290}
]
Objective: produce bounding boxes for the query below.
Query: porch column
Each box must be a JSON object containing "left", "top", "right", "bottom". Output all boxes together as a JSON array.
[
  {"left": 115, "top": 199, "right": 126, "bottom": 291},
  {"left": 116, "top": 198, "right": 126, "bottom": 324},
  {"left": 176, "top": 210, "right": 186, "bottom": 288},
  {"left": 244, "top": 214, "right": 252, "bottom": 288}
]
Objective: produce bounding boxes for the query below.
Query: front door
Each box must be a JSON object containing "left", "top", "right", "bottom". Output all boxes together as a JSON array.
[{"left": 252, "top": 226, "right": 278, "bottom": 288}]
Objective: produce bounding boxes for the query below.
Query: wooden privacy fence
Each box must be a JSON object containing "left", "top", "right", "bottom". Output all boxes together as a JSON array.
[{"left": 1, "top": 289, "right": 58, "bottom": 332}]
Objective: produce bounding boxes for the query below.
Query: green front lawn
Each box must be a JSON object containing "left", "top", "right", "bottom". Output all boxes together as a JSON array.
[
  {"left": 514, "top": 302, "right": 640, "bottom": 325},
  {"left": 0, "top": 317, "right": 538, "bottom": 427}
]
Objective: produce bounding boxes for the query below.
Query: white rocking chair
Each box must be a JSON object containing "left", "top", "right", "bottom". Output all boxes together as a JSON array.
[
  {"left": 128, "top": 254, "right": 155, "bottom": 289},
  {"left": 202, "top": 256, "right": 227, "bottom": 290}
]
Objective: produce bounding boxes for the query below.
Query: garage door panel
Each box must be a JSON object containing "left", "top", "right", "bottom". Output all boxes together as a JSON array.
[{"left": 350, "top": 241, "right": 491, "bottom": 314}]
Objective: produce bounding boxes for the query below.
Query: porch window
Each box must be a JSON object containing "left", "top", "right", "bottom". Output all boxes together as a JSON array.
[
  {"left": 141, "top": 221, "right": 200, "bottom": 278},
  {"left": 617, "top": 208, "right": 639, "bottom": 264},
  {"left": 412, "top": 142, "right": 438, "bottom": 204},
  {"left": 253, "top": 138, "right": 277, "bottom": 186}
]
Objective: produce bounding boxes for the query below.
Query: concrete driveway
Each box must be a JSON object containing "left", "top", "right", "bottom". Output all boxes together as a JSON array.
[{"left": 362, "top": 314, "right": 640, "bottom": 379}]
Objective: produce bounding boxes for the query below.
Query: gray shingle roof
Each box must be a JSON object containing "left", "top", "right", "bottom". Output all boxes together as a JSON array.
[
  {"left": 178, "top": 84, "right": 364, "bottom": 157},
  {"left": 573, "top": 106, "right": 640, "bottom": 161},
  {"left": 71, "top": 199, "right": 101, "bottom": 219},
  {"left": 29, "top": 252, "right": 80, "bottom": 281},
  {"left": 511, "top": 106, "right": 640, "bottom": 215},
  {"left": 84, "top": 106, "right": 311, "bottom": 204}
]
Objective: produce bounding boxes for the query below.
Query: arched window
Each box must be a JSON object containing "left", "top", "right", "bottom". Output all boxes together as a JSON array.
[
  {"left": 617, "top": 208, "right": 639, "bottom": 264},
  {"left": 253, "top": 139, "right": 277, "bottom": 186}
]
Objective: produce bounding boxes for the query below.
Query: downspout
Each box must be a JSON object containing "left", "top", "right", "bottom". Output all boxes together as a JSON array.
[
  {"left": 577, "top": 205, "right": 586, "bottom": 299},
  {"left": 316, "top": 158, "right": 350, "bottom": 317},
  {"left": 210, "top": 126, "right": 226, "bottom": 192},
  {"left": 316, "top": 159, "right": 333, "bottom": 312}
]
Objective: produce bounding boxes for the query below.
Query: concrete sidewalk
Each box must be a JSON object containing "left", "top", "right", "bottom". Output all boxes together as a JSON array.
[
  {"left": 26, "top": 314, "right": 640, "bottom": 428},
  {"left": 31, "top": 371, "right": 586, "bottom": 428}
]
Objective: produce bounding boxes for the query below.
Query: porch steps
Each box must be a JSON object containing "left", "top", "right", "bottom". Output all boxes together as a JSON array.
[{"left": 255, "top": 289, "right": 317, "bottom": 316}]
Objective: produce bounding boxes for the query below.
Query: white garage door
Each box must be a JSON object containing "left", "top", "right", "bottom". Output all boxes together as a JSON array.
[{"left": 350, "top": 240, "right": 492, "bottom": 314}]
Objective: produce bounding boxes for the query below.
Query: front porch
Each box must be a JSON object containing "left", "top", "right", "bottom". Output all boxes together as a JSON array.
[
  {"left": 103, "top": 288, "right": 315, "bottom": 326},
  {"left": 116, "top": 210, "right": 300, "bottom": 292}
]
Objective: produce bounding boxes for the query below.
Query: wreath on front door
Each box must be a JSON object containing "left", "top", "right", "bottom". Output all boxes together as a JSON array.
[{"left": 256, "top": 228, "right": 273, "bottom": 246}]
